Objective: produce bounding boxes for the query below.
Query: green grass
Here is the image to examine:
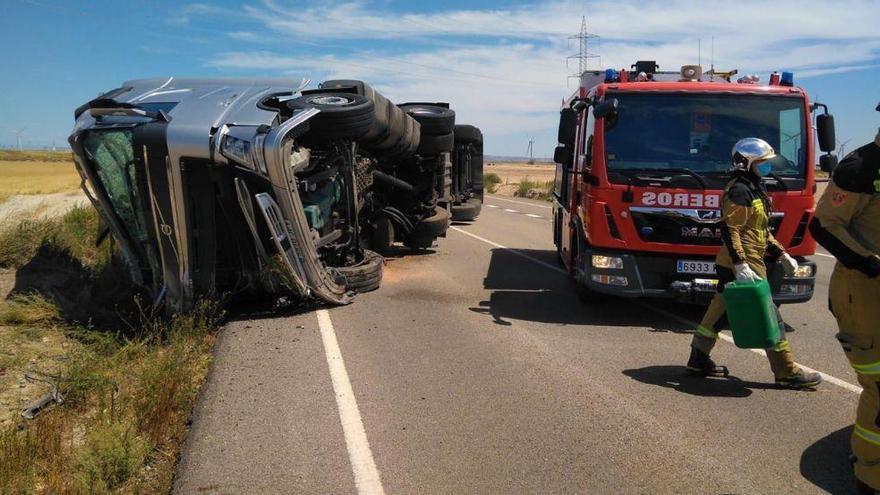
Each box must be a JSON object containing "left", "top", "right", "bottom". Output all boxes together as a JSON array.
[
  {"left": 514, "top": 177, "right": 555, "bottom": 201},
  {"left": 0, "top": 207, "right": 223, "bottom": 494},
  {"left": 484, "top": 172, "right": 502, "bottom": 193}
]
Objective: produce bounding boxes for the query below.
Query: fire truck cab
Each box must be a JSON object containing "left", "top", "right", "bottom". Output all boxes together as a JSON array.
[{"left": 553, "top": 62, "right": 838, "bottom": 304}]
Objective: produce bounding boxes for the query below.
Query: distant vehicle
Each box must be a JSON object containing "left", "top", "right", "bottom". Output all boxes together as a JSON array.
[
  {"left": 553, "top": 62, "right": 837, "bottom": 304},
  {"left": 69, "top": 78, "right": 482, "bottom": 312}
]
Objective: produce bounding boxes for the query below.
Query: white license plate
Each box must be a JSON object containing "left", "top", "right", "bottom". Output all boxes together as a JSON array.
[{"left": 676, "top": 260, "right": 716, "bottom": 274}]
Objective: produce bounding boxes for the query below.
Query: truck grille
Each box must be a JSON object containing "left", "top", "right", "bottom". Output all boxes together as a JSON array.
[{"left": 630, "top": 207, "right": 782, "bottom": 246}]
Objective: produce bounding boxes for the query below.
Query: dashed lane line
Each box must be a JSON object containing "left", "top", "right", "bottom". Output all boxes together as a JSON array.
[
  {"left": 525, "top": 213, "right": 543, "bottom": 218},
  {"left": 486, "top": 204, "right": 498, "bottom": 208},
  {"left": 503, "top": 208, "right": 519, "bottom": 213},
  {"left": 316, "top": 310, "right": 386, "bottom": 495},
  {"left": 448, "top": 226, "right": 862, "bottom": 395},
  {"left": 486, "top": 195, "right": 553, "bottom": 210}
]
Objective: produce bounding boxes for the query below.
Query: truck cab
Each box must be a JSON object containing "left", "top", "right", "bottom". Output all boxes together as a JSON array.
[{"left": 553, "top": 63, "right": 833, "bottom": 304}]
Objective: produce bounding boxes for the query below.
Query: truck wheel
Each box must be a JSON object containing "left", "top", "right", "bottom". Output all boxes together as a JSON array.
[
  {"left": 373, "top": 105, "right": 409, "bottom": 151},
  {"left": 451, "top": 198, "right": 481, "bottom": 221},
  {"left": 418, "top": 132, "right": 454, "bottom": 155},
  {"left": 287, "top": 93, "right": 375, "bottom": 140},
  {"left": 335, "top": 250, "right": 383, "bottom": 293},
  {"left": 454, "top": 124, "right": 482, "bottom": 143},
  {"left": 371, "top": 217, "right": 395, "bottom": 254},
  {"left": 399, "top": 104, "right": 455, "bottom": 135}
]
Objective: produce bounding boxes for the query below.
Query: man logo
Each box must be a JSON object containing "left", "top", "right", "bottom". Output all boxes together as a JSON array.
[
  {"left": 681, "top": 227, "right": 721, "bottom": 239},
  {"left": 697, "top": 210, "right": 721, "bottom": 222}
]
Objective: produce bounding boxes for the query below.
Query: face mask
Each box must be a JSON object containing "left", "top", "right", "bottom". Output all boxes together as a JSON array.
[{"left": 756, "top": 161, "right": 772, "bottom": 176}]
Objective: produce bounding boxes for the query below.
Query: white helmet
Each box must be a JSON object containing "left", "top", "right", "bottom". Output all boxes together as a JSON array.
[{"left": 731, "top": 137, "right": 776, "bottom": 171}]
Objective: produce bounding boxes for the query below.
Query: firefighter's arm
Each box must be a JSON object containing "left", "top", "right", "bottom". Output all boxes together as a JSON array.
[
  {"left": 719, "top": 196, "right": 750, "bottom": 264},
  {"left": 809, "top": 162, "right": 878, "bottom": 276},
  {"left": 766, "top": 231, "right": 785, "bottom": 260}
]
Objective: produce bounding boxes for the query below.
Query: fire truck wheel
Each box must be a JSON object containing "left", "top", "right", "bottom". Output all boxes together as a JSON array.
[
  {"left": 335, "top": 249, "right": 383, "bottom": 293},
  {"left": 418, "top": 132, "right": 454, "bottom": 156},
  {"left": 399, "top": 103, "right": 455, "bottom": 135},
  {"left": 287, "top": 93, "right": 375, "bottom": 140}
]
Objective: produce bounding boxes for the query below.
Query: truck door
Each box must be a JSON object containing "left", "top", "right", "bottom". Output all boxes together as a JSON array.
[{"left": 553, "top": 108, "right": 577, "bottom": 267}]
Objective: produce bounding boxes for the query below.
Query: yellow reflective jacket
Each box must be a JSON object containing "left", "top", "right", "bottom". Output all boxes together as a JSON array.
[{"left": 715, "top": 172, "right": 785, "bottom": 274}]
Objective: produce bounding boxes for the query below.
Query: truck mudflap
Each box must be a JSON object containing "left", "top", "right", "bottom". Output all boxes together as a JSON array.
[{"left": 577, "top": 247, "right": 817, "bottom": 305}]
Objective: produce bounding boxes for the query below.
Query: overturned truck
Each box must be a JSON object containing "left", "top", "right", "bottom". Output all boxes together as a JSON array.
[{"left": 69, "top": 78, "right": 484, "bottom": 312}]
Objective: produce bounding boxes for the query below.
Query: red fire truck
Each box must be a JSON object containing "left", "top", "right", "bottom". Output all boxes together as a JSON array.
[{"left": 552, "top": 61, "right": 838, "bottom": 304}]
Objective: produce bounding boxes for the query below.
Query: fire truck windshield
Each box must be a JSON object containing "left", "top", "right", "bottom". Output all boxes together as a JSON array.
[{"left": 603, "top": 92, "right": 806, "bottom": 179}]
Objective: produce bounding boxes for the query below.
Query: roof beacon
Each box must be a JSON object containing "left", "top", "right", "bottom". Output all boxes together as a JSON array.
[{"left": 780, "top": 71, "right": 794, "bottom": 87}]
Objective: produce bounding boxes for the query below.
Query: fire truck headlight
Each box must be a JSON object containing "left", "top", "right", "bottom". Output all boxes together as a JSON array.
[
  {"left": 792, "top": 265, "right": 813, "bottom": 278},
  {"left": 591, "top": 274, "right": 629, "bottom": 286},
  {"left": 592, "top": 255, "right": 624, "bottom": 269}
]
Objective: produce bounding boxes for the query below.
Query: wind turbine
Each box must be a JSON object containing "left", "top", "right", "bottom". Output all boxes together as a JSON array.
[{"left": 10, "top": 125, "right": 29, "bottom": 151}]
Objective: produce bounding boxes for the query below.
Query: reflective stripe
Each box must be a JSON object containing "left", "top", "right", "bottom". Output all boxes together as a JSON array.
[
  {"left": 769, "top": 339, "right": 790, "bottom": 353},
  {"left": 852, "top": 361, "right": 880, "bottom": 375},
  {"left": 695, "top": 325, "right": 718, "bottom": 339},
  {"left": 855, "top": 423, "right": 880, "bottom": 447}
]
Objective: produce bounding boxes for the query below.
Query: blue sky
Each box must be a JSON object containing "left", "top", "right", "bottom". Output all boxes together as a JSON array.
[{"left": 1, "top": 0, "right": 878, "bottom": 157}]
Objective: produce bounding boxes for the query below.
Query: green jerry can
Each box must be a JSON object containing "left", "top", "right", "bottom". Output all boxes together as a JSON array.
[{"left": 722, "top": 279, "right": 781, "bottom": 349}]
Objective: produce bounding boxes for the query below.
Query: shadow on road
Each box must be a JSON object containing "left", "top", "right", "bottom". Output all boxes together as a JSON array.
[
  {"left": 622, "top": 365, "right": 778, "bottom": 398},
  {"left": 800, "top": 425, "right": 855, "bottom": 495},
  {"left": 470, "top": 247, "right": 695, "bottom": 332}
]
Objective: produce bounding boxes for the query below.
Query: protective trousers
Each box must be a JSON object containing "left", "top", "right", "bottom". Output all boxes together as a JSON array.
[
  {"left": 831, "top": 264, "right": 880, "bottom": 489},
  {"left": 691, "top": 264, "right": 798, "bottom": 379}
]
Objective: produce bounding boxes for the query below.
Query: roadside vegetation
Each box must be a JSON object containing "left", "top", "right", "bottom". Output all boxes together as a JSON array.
[
  {"left": 484, "top": 172, "right": 502, "bottom": 193},
  {"left": 0, "top": 205, "right": 222, "bottom": 494},
  {"left": 514, "top": 176, "right": 555, "bottom": 201},
  {"left": 0, "top": 151, "right": 80, "bottom": 204}
]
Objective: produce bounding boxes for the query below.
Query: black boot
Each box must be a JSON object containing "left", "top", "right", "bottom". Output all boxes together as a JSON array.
[{"left": 686, "top": 347, "right": 729, "bottom": 377}]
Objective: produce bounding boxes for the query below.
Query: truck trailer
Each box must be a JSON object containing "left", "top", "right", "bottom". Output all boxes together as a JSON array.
[{"left": 553, "top": 62, "right": 838, "bottom": 305}]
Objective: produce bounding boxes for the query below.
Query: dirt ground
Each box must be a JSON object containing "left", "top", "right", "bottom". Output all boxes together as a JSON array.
[
  {"left": 485, "top": 162, "right": 555, "bottom": 197},
  {"left": 0, "top": 191, "right": 87, "bottom": 227}
]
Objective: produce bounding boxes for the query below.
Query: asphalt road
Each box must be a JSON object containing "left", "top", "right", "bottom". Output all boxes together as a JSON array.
[{"left": 175, "top": 194, "right": 859, "bottom": 495}]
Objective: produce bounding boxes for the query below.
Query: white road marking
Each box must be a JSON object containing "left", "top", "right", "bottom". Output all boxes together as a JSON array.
[
  {"left": 486, "top": 204, "right": 498, "bottom": 208},
  {"left": 316, "top": 310, "right": 386, "bottom": 495},
  {"left": 814, "top": 252, "right": 835, "bottom": 259},
  {"left": 486, "top": 195, "right": 553, "bottom": 210},
  {"left": 525, "top": 213, "right": 543, "bottom": 218},
  {"left": 449, "top": 226, "right": 862, "bottom": 395},
  {"left": 503, "top": 208, "right": 519, "bottom": 213}
]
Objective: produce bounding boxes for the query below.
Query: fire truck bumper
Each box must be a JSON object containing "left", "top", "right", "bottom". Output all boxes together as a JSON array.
[{"left": 579, "top": 250, "right": 816, "bottom": 305}]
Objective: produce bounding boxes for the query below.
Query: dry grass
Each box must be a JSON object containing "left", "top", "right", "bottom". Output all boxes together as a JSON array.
[
  {"left": 514, "top": 177, "right": 555, "bottom": 201},
  {"left": 0, "top": 161, "right": 81, "bottom": 204},
  {"left": 0, "top": 207, "right": 222, "bottom": 494},
  {"left": 0, "top": 150, "right": 75, "bottom": 163}
]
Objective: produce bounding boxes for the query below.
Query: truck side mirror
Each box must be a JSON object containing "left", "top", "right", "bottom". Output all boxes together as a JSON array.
[
  {"left": 816, "top": 113, "right": 836, "bottom": 153},
  {"left": 557, "top": 108, "right": 577, "bottom": 148},
  {"left": 593, "top": 98, "right": 619, "bottom": 119},
  {"left": 819, "top": 154, "right": 838, "bottom": 173},
  {"left": 553, "top": 145, "right": 570, "bottom": 166}
]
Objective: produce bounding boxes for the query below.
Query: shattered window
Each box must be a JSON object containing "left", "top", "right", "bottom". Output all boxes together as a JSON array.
[{"left": 83, "top": 130, "right": 151, "bottom": 245}]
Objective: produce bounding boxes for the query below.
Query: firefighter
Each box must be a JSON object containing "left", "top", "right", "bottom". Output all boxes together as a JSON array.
[
  {"left": 686, "top": 137, "right": 822, "bottom": 389},
  {"left": 809, "top": 110, "right": 880, "bottom": 494}
]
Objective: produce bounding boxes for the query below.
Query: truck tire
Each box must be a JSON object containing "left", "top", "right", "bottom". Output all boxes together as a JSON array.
[
  {"left": 418, "top": 132, "right": 454, "bottom": 155},
  {"left": 454, "top": 124, "right": 482, "bottom": 143},
  {"left": 399, "top": 104, "right": 455, "bottom": 136},
  {"left": 335, "top": 249, "right": 383, "bottom": 293},
  {"left": 318, "top": 80, "right": 394, "bottom": 145},
  {"left": 374, "top": 105, "right": 409, "bottom": 151},
  {"left": 287, "top": 93, "right": 375, "bottom": 140},
  {"left": 451, "top": 198, "right": 481, "bottom": 221},
  {"left": 406, "top": 207, "right": 450, "bottom": 247},
  {"left": 472, "top": 149, "right": 484, "bottom": 198}
]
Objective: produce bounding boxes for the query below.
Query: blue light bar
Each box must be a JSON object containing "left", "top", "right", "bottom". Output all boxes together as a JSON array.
[
  {"left": 780, "top": 71, "right": 794, "bottom": 87},
  {"left": 604, "top": 69, "right": 619, "bottom": 83}
]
